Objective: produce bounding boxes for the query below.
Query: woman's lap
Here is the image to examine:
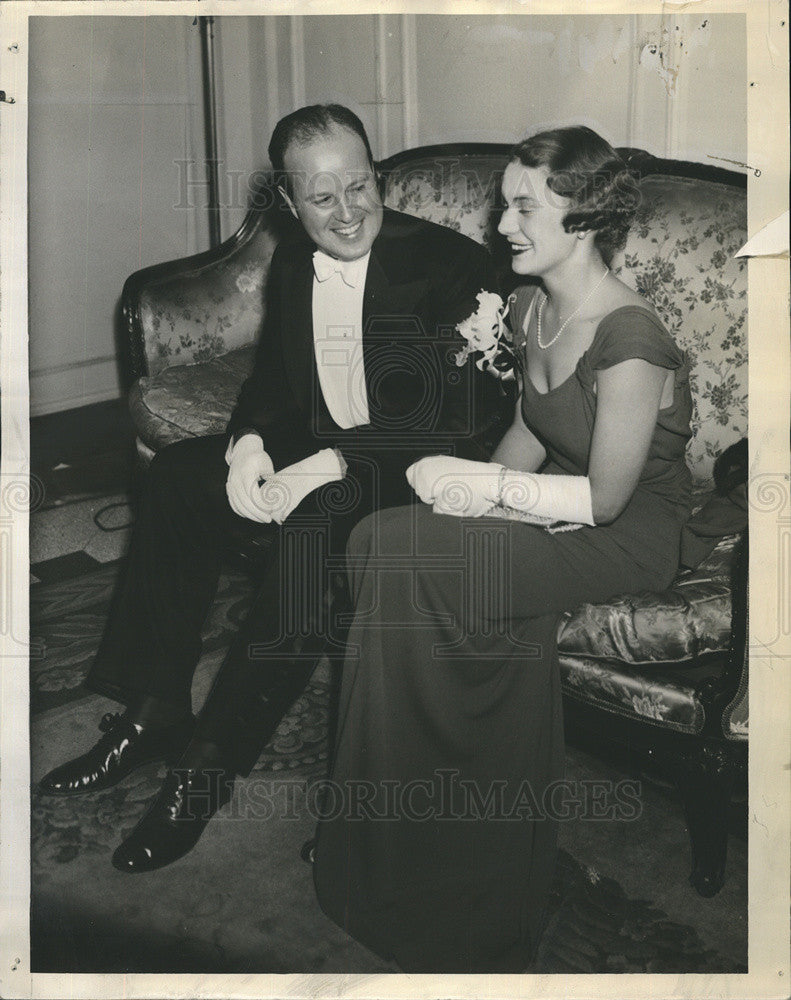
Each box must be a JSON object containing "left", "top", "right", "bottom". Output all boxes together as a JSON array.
[{"left": 347, "top": 501, "right": 674, "bottom": 626}]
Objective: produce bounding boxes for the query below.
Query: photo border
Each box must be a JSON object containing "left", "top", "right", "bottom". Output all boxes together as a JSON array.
[{"left": 1, "top": 1, "right": 788, "bottom": 997}]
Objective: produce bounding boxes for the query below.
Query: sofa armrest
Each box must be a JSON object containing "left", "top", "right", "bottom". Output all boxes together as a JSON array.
[
  {"left": 121, "top": 179, "right": 298, "bottom": 383},
  {"left": 719, "top": 530, "right": 748, "bottom": 739}
]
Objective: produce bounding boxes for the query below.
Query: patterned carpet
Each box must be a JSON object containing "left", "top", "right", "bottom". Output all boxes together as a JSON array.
[
  {"left": 535, "top": 852, "right": 742, "bottom": 974},
  {"left": 30, "top": 559, "right": 330, "bottom": 772},
  {"left": 29, "top": 559, "right": 747, "bottom": 973}
]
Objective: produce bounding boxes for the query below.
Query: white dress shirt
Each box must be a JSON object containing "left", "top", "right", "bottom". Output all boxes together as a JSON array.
[{"left": 311, "top": 249, "right": 371, "bottom": 430}]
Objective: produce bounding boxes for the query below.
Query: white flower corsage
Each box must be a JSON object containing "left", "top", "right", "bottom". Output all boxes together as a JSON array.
[{"left": 455, "top": 291, "right": 520, "bottom": 382}]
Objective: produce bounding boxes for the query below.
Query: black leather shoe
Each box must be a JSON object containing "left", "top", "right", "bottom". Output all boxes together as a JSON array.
[
  {"left": 39, "top": 712, "right": 195, "bottom": 796},
  {"left": 300, "top": 837, "right": 316, "bottom": 864},
  {"left": 111, "top": 766, "right": 234, "bottom": 873}
]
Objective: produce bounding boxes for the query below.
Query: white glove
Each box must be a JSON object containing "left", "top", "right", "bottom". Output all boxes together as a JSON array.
[
  {"left": 225, "top": 434, "right": 276, "bottom": 522},
  {"left": 406, "top": 456, "right": 503, "bottom": 517},
  {"left": 499, "top": 471, "right": 595, "bottom": 526},
  {"left": 258, "top": 448, "right": 345, "bottom": 525}
]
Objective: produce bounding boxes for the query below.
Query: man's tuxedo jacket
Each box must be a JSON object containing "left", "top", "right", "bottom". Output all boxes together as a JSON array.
[{"left": 227, "top": 207, "right": 503, "bottom": 472}]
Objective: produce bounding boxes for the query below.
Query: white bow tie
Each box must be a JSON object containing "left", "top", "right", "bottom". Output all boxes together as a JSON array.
[{"left": 313, "top": 250, "right": 363, "bottom": 288}]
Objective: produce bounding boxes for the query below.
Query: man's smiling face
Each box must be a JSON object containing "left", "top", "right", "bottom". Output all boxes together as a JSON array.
[{"left": 279, "top": 125, "right": 384, "bottom": 262}]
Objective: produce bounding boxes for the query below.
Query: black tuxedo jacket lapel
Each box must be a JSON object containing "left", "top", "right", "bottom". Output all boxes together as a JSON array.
[
  {"left": 362, "top": 234, "right": 431, "bottom": 414},
  {"left": 280, "top": 250, "right": 315, "bottom": 415},
  {"left": 362, "top": 246, "right": 390, "bottom": 327},
  {"left": 363, "top": 229, "right": 430, "bottom": 324}
]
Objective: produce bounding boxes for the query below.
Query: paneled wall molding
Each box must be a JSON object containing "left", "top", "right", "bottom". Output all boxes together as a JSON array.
[
  {"left": 375, "top": 14, "right": 389, "bottom": 157},
  {"left": 30, "top": 358, "right": 121, "bottom": 417},
  {"left": 263, "top": 16, "right": 280, "bottom": 138},
  {"left": 29, "top": 354, "right": 117, "bottom": 378},
  {"left": 400, "top": 14, "right": 418, "bottom": 149},
  {"left": 28, "top": 17, "right": 204, "bottom": 416},
  {"left": 289, "top": 17, "right": 306, "bottom": 109},
  {"left": 624, "top": 14, "right": 638, "bottom": 148},
  {"left": 662, "top": 11, "right": 680, "bottom": 159},
  {"left": 630, "top": 11, "right": 686, "bottom": 159}
]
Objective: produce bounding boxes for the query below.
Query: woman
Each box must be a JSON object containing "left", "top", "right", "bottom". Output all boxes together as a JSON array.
[{"left": 312, "top": 126, "right": 693, "bottom": 972}]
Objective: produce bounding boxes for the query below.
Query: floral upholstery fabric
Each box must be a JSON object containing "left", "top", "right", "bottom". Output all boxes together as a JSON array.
[
  {"left": 383, "top": 153, "right": 507, "bottom": 250},
  {"left": 559, "top": 653, "right": 704, "bottom": 735},
  {"left": 139, "top": 223, "right": 278, "bottom": 377},
  {"left": 614, "top": 178, "right": 746, "bottom": 485}
]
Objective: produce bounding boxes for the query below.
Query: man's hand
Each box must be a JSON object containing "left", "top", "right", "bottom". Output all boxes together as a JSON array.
[
  {"left": 406, "top": 456, "right": 503, "bottom": 517},
  {"left": 226, "top": 434, "right": 276, "bottom": 522},
  {"left": 258, "top": 448, "right": 346, "bottom": 525}
]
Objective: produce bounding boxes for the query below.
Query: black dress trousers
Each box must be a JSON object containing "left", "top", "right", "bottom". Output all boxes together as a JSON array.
[{"left": 85, "top": 432, "right": 419, "bottom": 775}]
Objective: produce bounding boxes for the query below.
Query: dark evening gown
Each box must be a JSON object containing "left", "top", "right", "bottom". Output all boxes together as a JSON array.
[{"left": 313, "top": 291, "right": 694, "bottom": 972}]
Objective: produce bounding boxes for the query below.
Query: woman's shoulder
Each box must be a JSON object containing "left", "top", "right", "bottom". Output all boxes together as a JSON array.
[
  {"left": 587, "top": 291, "right": 684, "bottom": 372},
  {"left": 597, "top": 284, "right": 663, "bottom": 325}
]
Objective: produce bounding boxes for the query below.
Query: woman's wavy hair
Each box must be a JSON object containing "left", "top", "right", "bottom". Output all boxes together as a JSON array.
[{"left": 510, "top": 126, "right": 640, "bottom": 266}]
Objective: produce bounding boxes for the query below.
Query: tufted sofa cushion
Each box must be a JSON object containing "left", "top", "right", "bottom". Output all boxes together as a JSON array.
[
  {"left": 723, "top": 643, "right": 748, "bottom": 739},
  {"left": 557, "top": 532, "right": 737, "bottom": 666},
  {"left": 555, "top": 534, "right": 740, "bottom": 735},
  {"left": 130, "top": 346, "right": 256, "bottom": 450}
]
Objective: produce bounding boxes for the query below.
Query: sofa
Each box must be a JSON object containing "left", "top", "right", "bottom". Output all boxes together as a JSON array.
[{"left": 121, "top": 142, "right": 748, "bottom": 897}]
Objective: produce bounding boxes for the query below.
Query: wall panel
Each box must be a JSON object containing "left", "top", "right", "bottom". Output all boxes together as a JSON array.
[{"left": 28, "top": 16, "right": 204, "bottom": 415}]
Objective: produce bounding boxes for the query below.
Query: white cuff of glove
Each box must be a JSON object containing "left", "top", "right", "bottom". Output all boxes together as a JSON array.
[
  {"left": 226, "top": 432, "right": 266, "bottom": 467},
  {"left": 499, "top": 471, "right": 595, "bottom": 526},
  {"left": 260, "top": 448, "right": 345, "bottom": 525}
]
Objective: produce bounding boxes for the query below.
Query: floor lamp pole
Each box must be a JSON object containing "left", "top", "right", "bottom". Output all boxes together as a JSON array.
[{"left": 199, "top": 15, "right": 222, "bottom": 248}]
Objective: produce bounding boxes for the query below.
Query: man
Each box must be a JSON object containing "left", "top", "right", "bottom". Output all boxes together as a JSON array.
[{"left": 40, "top": 104, "right": 501, "bottom": 871}]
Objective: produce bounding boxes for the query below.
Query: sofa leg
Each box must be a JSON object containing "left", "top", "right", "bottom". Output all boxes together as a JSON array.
[{"left": 674, "top": 745, "right": 736, "bottom": 898}]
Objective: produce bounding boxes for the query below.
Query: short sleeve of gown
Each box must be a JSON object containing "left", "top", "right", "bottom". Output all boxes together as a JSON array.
[
  {"left": 586, "top": 307, "right": 684, "bottom": 373},
  {"left": 506, "top": 285, "right": 538, "bottom": 351}
]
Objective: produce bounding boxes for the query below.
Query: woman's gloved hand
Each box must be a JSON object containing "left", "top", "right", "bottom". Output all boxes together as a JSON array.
[{"left": 406, "top": 456, "right": 504, "bottom": 517}]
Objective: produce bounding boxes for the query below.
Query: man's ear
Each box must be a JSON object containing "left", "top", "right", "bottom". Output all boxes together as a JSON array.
[{"left": 277, "top": 184, "right": 299, "bottom": 220}]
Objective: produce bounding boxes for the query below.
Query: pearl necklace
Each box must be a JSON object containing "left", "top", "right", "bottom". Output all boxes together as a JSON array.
[{"left": 536, "top": 267, "right": 610, "bottom": 350}]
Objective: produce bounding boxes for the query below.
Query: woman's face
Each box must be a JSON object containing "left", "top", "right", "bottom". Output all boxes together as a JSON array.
[{"left": 497, "top": 161, "right": 578, "bottom": 278}]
